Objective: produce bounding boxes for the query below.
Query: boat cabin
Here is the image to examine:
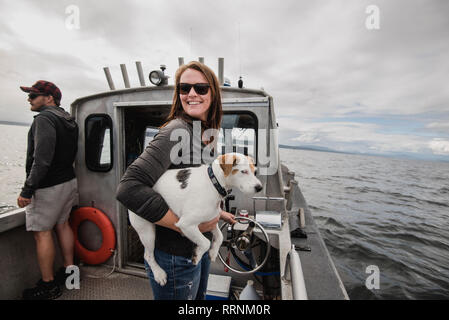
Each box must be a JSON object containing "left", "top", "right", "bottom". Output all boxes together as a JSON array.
[{"left": 0, "top": 59, "right": 348, "bottom": 300}]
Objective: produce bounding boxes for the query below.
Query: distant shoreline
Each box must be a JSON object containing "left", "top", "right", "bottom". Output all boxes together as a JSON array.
[
  {"left": 1, "top": 122, "right": 447, "bottom": 162},
  {"left": 279, "top": 144, "right": 449, "bottom": 163},
  {"left": 0, "top": 121, "right": 30, "bottom": 127},
  {"left": 279, "top": 144, "right": 350, "bottom": 154}
]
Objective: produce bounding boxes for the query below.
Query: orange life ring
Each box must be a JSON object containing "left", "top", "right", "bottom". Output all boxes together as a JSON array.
[{"left": 70, "top": 207, "right": 116, "bottom": 265}]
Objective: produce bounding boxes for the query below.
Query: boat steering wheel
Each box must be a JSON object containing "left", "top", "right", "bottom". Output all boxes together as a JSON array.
[{"left": 218, "top": 216, "right": 271, "bottom": 274}]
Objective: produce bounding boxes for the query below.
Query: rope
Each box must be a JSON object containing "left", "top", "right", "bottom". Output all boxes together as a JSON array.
[{"left": 81, "top": 249, "right": 117, "bottom": 279}]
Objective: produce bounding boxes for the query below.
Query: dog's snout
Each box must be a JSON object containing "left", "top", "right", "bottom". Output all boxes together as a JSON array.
[{"left": 255, "top": 184, "right": 263, "bottom": 193}]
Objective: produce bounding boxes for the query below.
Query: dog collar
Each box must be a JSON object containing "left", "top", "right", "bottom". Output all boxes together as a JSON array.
[{"left": 208, "top": 165, "right": 229, "bottom": 197}]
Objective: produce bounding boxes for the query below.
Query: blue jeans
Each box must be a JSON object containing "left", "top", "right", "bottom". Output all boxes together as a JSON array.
[{"left": 144, "top": 248, "right": 211, "bottom": 300}]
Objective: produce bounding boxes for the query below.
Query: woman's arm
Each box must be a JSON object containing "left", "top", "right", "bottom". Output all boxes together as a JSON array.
[
  {"left": 116, "top": 120, "right": 186, "bottom": 223},
  {"left": 157, "top": 208, "right": 224, "bottom": 233},
  {"left": 155, "top": 208, "right": 182, "bottom": 232},
  {"left": 220, "top": 210, "right": 236, "bottom": 225},
  {"left": 116, "top": 118, "right": 233, "bottom": 232}
]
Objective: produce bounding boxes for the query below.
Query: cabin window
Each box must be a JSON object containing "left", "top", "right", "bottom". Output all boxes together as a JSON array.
[
  {"left": 143, "top": 126, "right": 160, "bottom": 148},
  {"left": 217, "top": 113, "right": 258, "bottom": 164},
  {"left": 85, "top": 114, "right": 113, "bottom": 172}
]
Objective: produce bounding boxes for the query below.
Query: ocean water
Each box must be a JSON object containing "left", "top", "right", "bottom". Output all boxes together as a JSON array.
[
  {"left": 280, "top": 148, "right": 449, "bottom": 300},
  {"left": 1, "top": 123, "right": 448, "bottom": 299},
  {"left": 0, "top": 124, "right": 28, "bottom": 213}
]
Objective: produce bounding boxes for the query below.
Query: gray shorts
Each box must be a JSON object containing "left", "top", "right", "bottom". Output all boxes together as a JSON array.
[{"left": 25, "top": 178, "right": 79, "bottom": 232}]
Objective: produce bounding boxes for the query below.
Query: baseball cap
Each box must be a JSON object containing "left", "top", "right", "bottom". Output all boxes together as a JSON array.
[{"left": 20, "top": 80, "right": 62, "bottom": 105}]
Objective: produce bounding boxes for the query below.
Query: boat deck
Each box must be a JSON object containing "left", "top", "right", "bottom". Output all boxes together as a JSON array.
[
  {"left": 58, "top": 265, "right": 153, "bottom": 300},
  {"left": 290, "top": 222, "right": 348, "bottom": 300},
  {"left": 283, "top": 165, "right": 349, "bottom": 300},
  {"left": 60, "top": 169, "right": 348, "bottom": 301}
]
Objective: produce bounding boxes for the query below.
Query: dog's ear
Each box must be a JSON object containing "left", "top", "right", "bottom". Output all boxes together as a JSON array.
[
  {"left": 247, "top": 156, "right": 256, "bottom": 174},
  {"left": 219, "top": 154, "right": 238, "bottom": 176}
]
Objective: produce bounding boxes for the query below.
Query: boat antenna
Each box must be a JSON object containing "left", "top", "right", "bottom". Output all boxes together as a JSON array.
[
  {"left": 238, "top": 22, "right": 242, "bottom": 76},
  {"left": 237, "top": 22, "right": 243, "bottom": 88},
  {"left": 190, "top": 27, "right": 193, "bottom": 57}
]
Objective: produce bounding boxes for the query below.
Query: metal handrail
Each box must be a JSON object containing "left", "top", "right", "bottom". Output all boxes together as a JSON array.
[{"left": 283, "top": 244, "right": 308, "bottom": 300}]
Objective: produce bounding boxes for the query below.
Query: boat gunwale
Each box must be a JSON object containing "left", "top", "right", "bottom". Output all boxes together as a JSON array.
[{"left": 0, "top": 208, "right": 26, "bottom": 233}]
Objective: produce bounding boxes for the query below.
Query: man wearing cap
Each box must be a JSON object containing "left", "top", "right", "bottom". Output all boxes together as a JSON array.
[{"left": 18, "top": 80, "right": 79, "bottom": 300}]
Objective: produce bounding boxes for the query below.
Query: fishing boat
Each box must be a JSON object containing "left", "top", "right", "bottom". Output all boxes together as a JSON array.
[{"left": 0, "top": 58, "right": 348, "bottom": 300}]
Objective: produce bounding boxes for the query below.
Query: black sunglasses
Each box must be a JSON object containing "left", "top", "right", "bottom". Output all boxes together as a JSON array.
[
  {"left": 178, "top": 83, "right": 210, "bottom": 95},
  {"left": 28, "top": 93, "right": 46, "bottom": 100}
]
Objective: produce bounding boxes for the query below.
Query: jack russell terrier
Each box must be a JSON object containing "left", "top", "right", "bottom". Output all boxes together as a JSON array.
[{"left": 128, "top": 153, "right": 263, "bottom": 286}]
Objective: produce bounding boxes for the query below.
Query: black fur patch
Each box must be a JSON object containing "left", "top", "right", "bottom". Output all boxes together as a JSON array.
[{"left": 176, "top": 169, "right": 191, "bottom": 189}]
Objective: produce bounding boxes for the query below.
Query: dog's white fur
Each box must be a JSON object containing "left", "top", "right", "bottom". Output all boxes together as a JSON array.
[{"left": 128, "top": 153, "right": 262, "bottom": 286}]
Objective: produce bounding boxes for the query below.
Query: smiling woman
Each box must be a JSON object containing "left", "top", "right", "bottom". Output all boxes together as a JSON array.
[
  {"left": 179, "top": 69, "right": 211, "bottom": 122},
  {"left": 116, "top": 60, "right": 230, "bottom": 300},
  {"left": 165, "top": 61, "right": 223, "bottom": 133}
]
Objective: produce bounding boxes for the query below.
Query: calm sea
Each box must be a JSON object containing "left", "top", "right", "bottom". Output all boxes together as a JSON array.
[
  {"left": 280, "top": 148, "right": 449, "bottom": 300},
  {"left": 0, "top": 124, "right": 28, "bottom": 213},
  {"left": 1, "top": 123, "right": 448, "bottom": 299}
]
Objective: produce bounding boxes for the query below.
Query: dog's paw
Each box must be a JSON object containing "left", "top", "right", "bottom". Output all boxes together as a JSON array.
[
  {"left": 153, "top": 267, "right": 167, "bottom": 286},
  {"left": 192, "top": 255, "right": 200, "bottom": 265},
  {"left": 208, "top": 248, "right": 219, "bottom": 262}
]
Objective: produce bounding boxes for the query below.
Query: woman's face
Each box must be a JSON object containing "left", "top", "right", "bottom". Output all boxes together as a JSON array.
[{"left": 179, "top": 68, "right": 212, "bottom": 122}]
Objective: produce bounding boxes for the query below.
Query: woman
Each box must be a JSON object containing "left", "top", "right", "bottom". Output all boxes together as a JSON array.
[{"left": 116, "top": 61, "right": 235, "bottom": 300}]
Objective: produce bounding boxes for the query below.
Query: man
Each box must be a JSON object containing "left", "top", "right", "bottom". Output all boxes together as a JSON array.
[{"left": 18, "top": 80, "right": 79, "bottom": 300}]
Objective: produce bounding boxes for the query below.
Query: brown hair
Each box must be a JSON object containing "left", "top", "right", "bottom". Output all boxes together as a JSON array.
[{"left": 162, "top": 61, "right": 222, "bottom": 132}]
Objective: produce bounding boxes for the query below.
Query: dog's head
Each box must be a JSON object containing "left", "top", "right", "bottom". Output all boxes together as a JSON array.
[{"left": 216, "top": 153, "right": 263, "bottom": 195}]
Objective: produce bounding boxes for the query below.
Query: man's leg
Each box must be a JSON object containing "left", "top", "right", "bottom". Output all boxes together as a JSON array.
[
  {"left": 55, "top": 220, "right": 74, "bottom": 267},
  {"left": 33, "top": 230, "right": 55, "bottom": 282},
  {"left": 23, "top": 230, "right": 61, "bottom": 300}
]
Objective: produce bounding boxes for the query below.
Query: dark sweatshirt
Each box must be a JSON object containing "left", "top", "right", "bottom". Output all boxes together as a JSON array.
[
  {"left": 116, "top": 118, "right": 213, "bottom": 258},
  {"left": 21, "top": 105, "right": 78, "bottom": 198}
]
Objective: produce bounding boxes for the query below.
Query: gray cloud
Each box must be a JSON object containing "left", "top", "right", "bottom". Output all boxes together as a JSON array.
[{"left": 0, "top": 0, "right": 448, "bottom": 158}]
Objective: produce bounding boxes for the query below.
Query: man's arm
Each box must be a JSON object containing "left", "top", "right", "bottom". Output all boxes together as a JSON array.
[{"left": 20, "top": 115, "right": 56, "bottom": 199}]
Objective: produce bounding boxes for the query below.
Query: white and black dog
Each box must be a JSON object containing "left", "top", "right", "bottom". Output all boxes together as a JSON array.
[{"left": 128, "top": 153, "right": 263, "bottom": 286}]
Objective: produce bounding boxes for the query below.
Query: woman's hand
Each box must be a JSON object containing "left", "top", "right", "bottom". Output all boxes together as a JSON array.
[
  {"left": 220, "top": 210, "right": 236, "bottom": 225},
  {"left": 198, "top": 209, "right": 236, "bottom": 233},
  {"left": 198, "top": 210, "right": 235, "bottom": 233},
  {"left": 198, "top": 215, "right": 220, "bottom": 233},
  {"left": 157, "top": 209, "right": 236, "bottom": 234},
  {"left": 155, "top": 209, "right": 182, "bottom": 233}
]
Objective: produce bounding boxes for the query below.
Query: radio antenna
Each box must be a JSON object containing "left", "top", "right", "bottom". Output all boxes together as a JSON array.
[
  {"left": 238, "top": 22, "right": 242, "bottom": 76},
  {"left": 237, "top": 22, "right": 243, "bottom": 88},
  {"left": 190, "top": 27, "right": 193, "bottom": 57}
]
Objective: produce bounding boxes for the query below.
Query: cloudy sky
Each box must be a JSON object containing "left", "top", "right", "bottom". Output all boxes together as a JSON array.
[{"left": 1, "top": 0, "right": 448, "bottom": 160}]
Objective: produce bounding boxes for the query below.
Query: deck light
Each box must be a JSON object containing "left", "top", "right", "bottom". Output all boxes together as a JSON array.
[{"left": 149, "top": 65, "right": 169, "bottom": 86}]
